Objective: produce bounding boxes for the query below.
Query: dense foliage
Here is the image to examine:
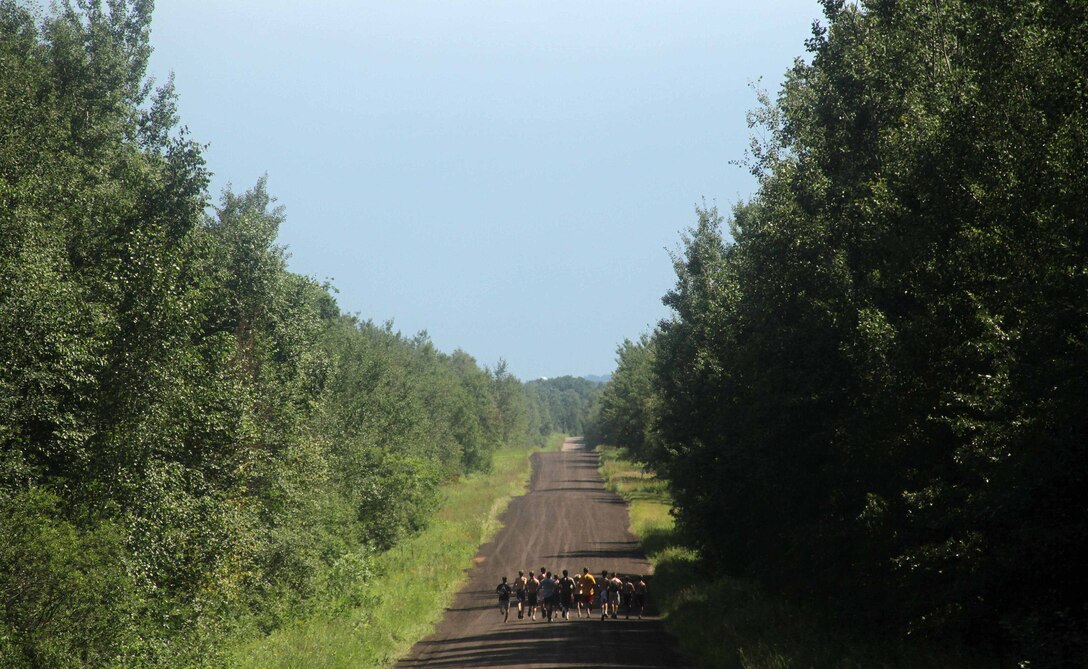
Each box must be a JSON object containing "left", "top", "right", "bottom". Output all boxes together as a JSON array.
[
  {"left": 0, "top": 2, "right": 561, "bottom": 665},
  {"left": 583, "top": 337, "right": 657, "bottom": 464},
  {"left": 590, "top": 0, "right": 1087, "bottom": 663},
  {"left": 525, "top": 375, "right": 602, "bottom": 437}
]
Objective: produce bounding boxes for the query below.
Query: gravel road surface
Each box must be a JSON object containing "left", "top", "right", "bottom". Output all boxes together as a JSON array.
[{"left": 395, "top": 438, "right": 690, "bottom": 668}]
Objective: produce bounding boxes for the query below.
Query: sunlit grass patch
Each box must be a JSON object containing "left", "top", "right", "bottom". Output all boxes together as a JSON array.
[
  {"left": 229, "top": 434, "right": 563, "bottom": 669},
  {"left": 596, "top": 446, "right": 677, "bottom": 555}
]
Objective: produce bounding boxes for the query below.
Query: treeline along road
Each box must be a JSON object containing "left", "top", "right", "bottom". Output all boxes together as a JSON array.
[{"left": 0, "top": 3, "right": 604, "bottom": 666}]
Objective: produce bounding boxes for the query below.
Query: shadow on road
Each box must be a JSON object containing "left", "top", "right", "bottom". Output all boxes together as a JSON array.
[
  {"left": 545, "top": 540, "right": 645, "bottom": 561},
  {"left": 397, "top": 620, "right": 671, "bottom": 668}
]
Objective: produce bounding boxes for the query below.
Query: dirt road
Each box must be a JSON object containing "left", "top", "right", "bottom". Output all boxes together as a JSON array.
[{"left": 395, "top": 438, "right": 690, "bottom": 668}]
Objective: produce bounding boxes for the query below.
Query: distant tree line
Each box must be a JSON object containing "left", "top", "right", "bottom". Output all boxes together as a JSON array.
[
  {"left": 526, "top": 376, "right": 603, "bottom": 437},
  {"left": 0, "top": 2, "right": 579, "bottom": 665},
  {"left": 587, "top": 1, "right": 1087, "bottom": 663}
]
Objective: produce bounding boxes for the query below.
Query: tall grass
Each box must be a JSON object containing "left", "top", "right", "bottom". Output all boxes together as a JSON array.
[
  {"left": 229, "top": 434, "right": 565, "bottom": 669},
  {"left": 597, "top": 446, "right": 999, "bottom": 669}
]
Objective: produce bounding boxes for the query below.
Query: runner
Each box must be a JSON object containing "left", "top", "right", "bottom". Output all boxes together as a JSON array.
[
  {"left": 621, "top": 576, "right": 635, "bottom": 619},
  {"left": 526, "top": 570, "right": 541, "bottom": 621},
  {"left": 635, "top": 575, "right": 648, "bottom": 619},
  {"left": 608, "top": 573, "right": 623, "bottom": 619},
  {"left": 540, "top": 567, "right": 549, "bottom": 619},
  {"left": 599, "top": 570, "right": 610, "bottom": 620},
  {"left": 579, "top": 567, "right": 596, "bottom": 618},
  {"left": 547, "top": 572, "right": 562, "bottom": 621},
  {"left": 559, "top": 569, "right": 576, "bottom": 620},
  {"left": 514, "top": 570, "right": 527, "bottom": 619},
  {"left": 496, "top": 576, "right": 512, "bottom": 622},
  {"left": 539, "top": 571, "right": 557, "bottom": 622},
  {"left": 573, "top": 570, "right": 583, "bottom": 618}
]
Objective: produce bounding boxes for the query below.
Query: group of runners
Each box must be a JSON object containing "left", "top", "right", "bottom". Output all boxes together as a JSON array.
[{"left": 495, "top": 567, "right": 648, "bottom": 623}]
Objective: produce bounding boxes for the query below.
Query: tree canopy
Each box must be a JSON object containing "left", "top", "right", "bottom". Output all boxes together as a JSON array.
[
  {"left": 0, "top": 2, "right": 562, "bottom": 665},
  {"left": 590, "top": 1, "right": 1088, "bottom": 662}
]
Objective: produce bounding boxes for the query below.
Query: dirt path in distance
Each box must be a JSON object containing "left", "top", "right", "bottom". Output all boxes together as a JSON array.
[{"left": 395, "top": 437, "right": 690, "bottom": 669}]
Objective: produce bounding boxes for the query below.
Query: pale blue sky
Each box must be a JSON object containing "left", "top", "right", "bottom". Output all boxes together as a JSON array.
[{"left": 146, "top": 1, "right": 822, "bottom": 380}]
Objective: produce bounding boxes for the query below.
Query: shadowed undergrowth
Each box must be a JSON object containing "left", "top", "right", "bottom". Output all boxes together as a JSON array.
[{"left": 597, "top": 446, "right": 1000, "bottom": 669}]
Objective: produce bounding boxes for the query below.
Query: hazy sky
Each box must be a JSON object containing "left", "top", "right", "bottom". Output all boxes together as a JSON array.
[{"left": 146, "top": 1, "right": 823, "bottom": 380}]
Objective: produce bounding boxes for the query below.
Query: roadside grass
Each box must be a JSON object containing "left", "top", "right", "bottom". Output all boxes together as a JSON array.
[
  {"left": 597, "top": 446, "right": 998, "bottom": 669},
  {"left": 230, "top": 433, "right": 565, "bottom": 669}
]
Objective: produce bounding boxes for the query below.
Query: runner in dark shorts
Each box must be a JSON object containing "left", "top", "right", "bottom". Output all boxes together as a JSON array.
[
  {"left": 621, "top": 576, "right": 635, "bottom": 619},
  {"left": 526, "top": 572, "right": 541, "bottom": 620},
  {"left": 559, "top": 569, "right": 576, "bottom": 620},
  {"left": 634, "top": 575, "right": 647, "bottom": 619},
  {"left": 496, "top": 576, "right": 512, "bottom": 622},
  {"left": 514, "top": 570, "right": 527, "bottom": 619}
]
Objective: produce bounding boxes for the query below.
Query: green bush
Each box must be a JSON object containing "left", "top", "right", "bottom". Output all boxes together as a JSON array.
[{"left": 0, "top": 490, "right": 137, "bottom": 668}]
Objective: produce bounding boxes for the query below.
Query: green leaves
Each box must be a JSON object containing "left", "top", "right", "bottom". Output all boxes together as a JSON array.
[
  {"left": 525, "top": 375, "right": 600, "bottom": 438},
  {"left": 1, "top": 1, "right": 557, "bottom": 664},
  {"left": 616, "top": 1, "right": 1088, "bottom": 661},
  {"left": 0, "top": 489, "right": 139, "bottom": 668},
  {"left": 587, "top": 335, "right": 659, "bottom": 463}
]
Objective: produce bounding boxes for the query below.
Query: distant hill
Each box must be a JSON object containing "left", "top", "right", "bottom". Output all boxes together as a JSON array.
[{"left": 583, "top": 374, "right": 611, "bottom": 384}]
